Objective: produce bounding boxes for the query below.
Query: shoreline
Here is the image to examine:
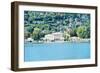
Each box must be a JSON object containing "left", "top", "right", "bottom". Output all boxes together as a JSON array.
[{"left": 25, "top": 39, "right": 90, "bottom": 44}]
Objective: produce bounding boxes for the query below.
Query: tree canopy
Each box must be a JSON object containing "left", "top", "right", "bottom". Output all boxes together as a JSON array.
[{"left": 24, "top": 11, "right": 90, "bottom": 41}]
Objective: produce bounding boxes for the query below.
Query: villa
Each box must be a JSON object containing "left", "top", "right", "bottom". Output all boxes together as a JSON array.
[
  {"left": 52, "top": 32, "right": 64, "bottom": 41},
  {"left": 44, "top": 34, "right": 55, "bottom": 42},
  {"left": 43, "top": 32, "right": 64, "bottom": 42}
]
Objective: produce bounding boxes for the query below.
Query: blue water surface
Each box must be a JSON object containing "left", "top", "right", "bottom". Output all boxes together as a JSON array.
[{"left": 24, "top": 42, "right": 90, "bottom": 62}]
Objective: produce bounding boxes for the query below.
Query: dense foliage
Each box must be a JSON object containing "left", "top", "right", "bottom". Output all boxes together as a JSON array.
[{"left": 24, "top": 11, "right": 90, "bottom": 41}]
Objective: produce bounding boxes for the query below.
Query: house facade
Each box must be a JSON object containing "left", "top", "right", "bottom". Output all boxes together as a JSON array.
[{"left": 43, "top": 32, "right": 64, "bottom": 42}]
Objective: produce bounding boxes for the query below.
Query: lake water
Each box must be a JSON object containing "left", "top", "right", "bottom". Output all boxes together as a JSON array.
[{"left": 24, "top": 42, "right": 90, "bottom": 62}]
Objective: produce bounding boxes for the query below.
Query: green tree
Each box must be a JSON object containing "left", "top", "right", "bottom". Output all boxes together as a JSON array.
[
  {"left": 26, "top": 25, "right": 33, "bottom": 33},
  {"left": 32, "top": 27, "right": 41, "bottom": 41},
  {"left": 68, "top": 28, "right": 77, "bottom": 37},
  {"left": 76, "top": 26, "right": 90, "bottom": 38},
  {"left": 84, "top": 22, "right": 90, "bottom": 38},
  {"left": 63, "top": 31, "right": 70, "bottom": 41}
]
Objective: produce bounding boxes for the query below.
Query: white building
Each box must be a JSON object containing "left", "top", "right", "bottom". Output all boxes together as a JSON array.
[
  {"left": 44, "top": 34, "right": 54, "bottom": 41},
  {"left": 43, "top": 32, "right": 64, "bottom": 42},
  {"left": 52, "top": 32, "right": 64, "bottom": 41}
]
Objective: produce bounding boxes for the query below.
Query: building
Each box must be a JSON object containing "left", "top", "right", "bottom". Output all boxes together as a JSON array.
[
  {"left": 43, "top": 32, "right": 64, "bottom": 42},
  {"left": 52, "top": 32, "right": 64, "bottom": 41},
  {"left": 44, "top": 34, "right": 54, "bottom": 42}
]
